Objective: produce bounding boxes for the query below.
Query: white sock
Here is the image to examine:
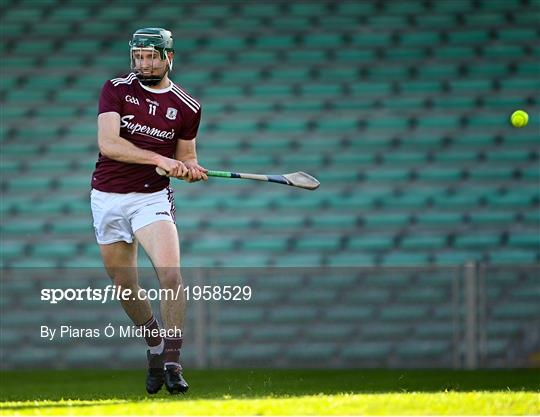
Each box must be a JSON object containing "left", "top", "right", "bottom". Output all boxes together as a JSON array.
[{"left": 149, "top": 338, "right": 164, "bottom": 355}]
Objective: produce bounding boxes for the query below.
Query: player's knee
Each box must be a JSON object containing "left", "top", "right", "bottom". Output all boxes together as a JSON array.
[
  {"left": 110, "top": 274, "right": 139, "bottom": 291},
  {"left": 159, "top": 270, "right": 181, "bottom": 290}
]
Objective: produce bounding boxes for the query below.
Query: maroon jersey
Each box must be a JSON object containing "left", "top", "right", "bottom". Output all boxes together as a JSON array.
[{"left": 91, "top": 72, "right": 202, "bottom": 193}]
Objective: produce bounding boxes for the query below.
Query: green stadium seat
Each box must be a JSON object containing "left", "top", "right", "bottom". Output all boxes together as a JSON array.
[
  {"left": 0, "top": 160, "right": 21, "bottom": 175},
  {"left": 300, "top": 83, "right": 343, "bottom": 96},
  {"left": 289, "top": 3, "right": 328, "bottom": 16},
  {"left": 468, "top": 63, "right": 509, "bottom": 78},
  {"left": 228, "top": 345, "right": 280, "bottom": 362},
  {"left": 295, "top": 235, "right": 342, "bottom": 252},
  {"left": 369, "top": 15, "right": 409, "bottom": 28},
  {"left": 290, "top": 288, "right": 337, "bottom": 304},
  {"left": 363, "top": 212, "right": 411, "bottom": 228},
  {"left": 367, "top": 66, "right": 409, "bottom": 82},
  {"left": 264, "top": 117, "right": 307, "bottom": 133},
  {"left": 309, "top": 213, "right": 358, "bottom": 229},
  {"left": 56, "top": 175, "right": 92, "bottom": 191},
  {"left": 30, "top": 242, "right": 79, "bottom": 259},
  {"left": 416, "top": 14, "right": 457, "bottom": 28},
  {"left": 250, "top": 326, "right": 297, "bottom": 342},
  {"left": 465, "top": 12, "right": 507, "bottom": 26},
  {"left": 486, "top": 190, "right": 538, "bottom": 208},
  {"left": 302, "top": 33, "right": 344, "bottom": 48},
  {"left": 417, "top": 63, "right": 460, "bottom": 79},
  {"left": 50, "top": 218, "right": 93, "bottom": 234},
  {"left": 522, "top": 210, "right": 539, "bottom": 226},
  {"left": 268, "top": 17, "right": 310, "bottom": 31},
  {"left": 433, "top": 251, "right": 482, "bottom": 265},
  {"left": 7, "top": 88, "right": 49, "bottom": 103},
  {"left": 48, "top": 6, "right": 89, "bottom": 21},
  {"left": 24, "top": 75, "right": 67, "bottom": 90},
  {"left": 396, "top": 341, "right": 449, "bottom": 358},
  {"left": 206, "top": 217, "right": 254, "bottom": 231},
  {"left": 383, "top": 152, "right": 426, "bottom": 165},
  {"left": 286, "top": 344, "right": 335, "bottom": 362},
  {"left": 400, "top": 234, "right": 447, "bottom": 250},
  {"left": 366, "top": 115, "right": 408, "bottom": 129},
  {"left": 272, "top": 254, "right": 322, "bottom": 267},
  {"left": 78, "top": 21, "right": 117, "bottom": 35},
  {"left": 434, "top": 149, "right": 479, "bottom": 163},
  {"left": 334, "top": 49, "right": 376, "bottom": 63},
  {"left": 383, "top": 96, "right": 426, "bottom": 110},
  {"left": 17, "top": 199, "right": 66, "bottom": 215},
  {"left": 350, "top": 32, "right": 392, "bottom": 48},
  {"left": 448, "top": 30, "right": 491, "bottom": 45},
  {"left": 6, "top": 176, "right": 52, "bottom": 191},
  {"left": 336, "top": 2, "right": 376, "bottom": 15},
  {"left": 240, "top": 236, "right": 289, "bottom": 252},
  {"left": 269, "top": 306, "right": 317, "bottom": 322},
  {"left": 257, "top": 215, "right": 305, "bottom": 230},
  {"left": 382, "top": 251, "right": 432, "bottom": 266},
  {"left": 0, "top": 240, "right": 26, "bottom": 260},
  {"left": 241, "top": 3, "right": 281, "bottom": 16},
  {"left": 305, "top": 324, "right": 354, "bottom": 341},
  {"left": 401, "top": 288, "right": 447, "bottom": 304},
  {"left": 466, "top": 165, "right": 515, "bottom": 181},
  {"left": 326, "top": 306, "right": 373, "bottom": 321},
  {"left": 499, "top": 78, "right": 540, "bottom": 91},
  {"left": 348, "top": 235, "right": 395, "bottom": 251},
  {"left": 488, "top": 250, "right": 538, "bottom": 264},
  {"left": 205, "top": 36, "right": 246, "bottom": 51},
  {"left": 454, "top": 233, "right": 501, "bottom": 249},
  {"left": 380, "top": 305, "right": 429, "bottom": 321},
  {"left": 55, "top": 88, "right": 99, "bottom": 104},
  {"left": 42, "top": 55, "right": 86, "bottom": 69},
  {"left": 507, "top": 233, "right": 540, "bottom": 249},
  {"left": 27, "top": 159, "right": 73, "bottom": 173},
  {"left": 218, "top": 69, "right": 260, "bottom": 85},
  {"left": 190, "top": 237, "right": 237, "bottom": 253},
  {"left": 386, "top": 47, "right": 428, "bottom": 61},
  {"left": 34, "top": 106, "right": 79, "bottom": 118},
  {"left": 468, "top": 211, "right": 515, "bottom": 226},
  {"left": 4, "top": 8, "right": 44, "bottom": 22},
  {"left": 61, "top": 40, "right": 103, "bottom": 55},
  {"left": 492, "top": 302, "right": 540, "bottom": 319},
  {"left": 399, "top": 31, "right": 440, "bottom": 46},
  {"left": 450, "top": 79, "right": 493, "bottom": 93},
  {"left": 364, "top": 167, "right": 411, "bottom": 182},
  {"left": 326, "top": 252, "right": 376, "bottom": 267},
  {"left": 485, "top": 44, "right": 526, "bottom": 59},
  {"left": 342, "top": 343, "right": 392, "bottom": 360},
  {"left": 432, "top": 193, "right": 481, "bottom": 208},
  {"left": 235, "top": 51, "right": 277, "bottom": 65},
  {"left": 434, "top": 46, "right": 476, "bottom": 59}
]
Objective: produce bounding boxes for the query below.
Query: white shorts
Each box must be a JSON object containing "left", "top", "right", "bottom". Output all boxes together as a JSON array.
[{"left": 90, "top": 187, "right": 175, "bottom": 245}]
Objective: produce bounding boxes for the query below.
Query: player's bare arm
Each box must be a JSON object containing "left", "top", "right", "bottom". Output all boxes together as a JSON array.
[
  {"left": 97, "top": 111, "right": 188, "bottom": 178},
  {"left": 175, "top": 138, "right": 208, "bottom": 182}
]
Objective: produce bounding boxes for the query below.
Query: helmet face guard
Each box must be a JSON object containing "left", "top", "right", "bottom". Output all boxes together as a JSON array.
[{"left": 129, "top": 28, "right": 174, "bottom": 86}]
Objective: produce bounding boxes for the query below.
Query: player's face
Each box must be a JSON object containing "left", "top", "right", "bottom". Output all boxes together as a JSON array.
[{"left": 132, "top": 49, "right": 167, "bottom": 76}]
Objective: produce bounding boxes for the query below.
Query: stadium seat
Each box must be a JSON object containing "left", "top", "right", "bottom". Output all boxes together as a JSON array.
[{"left": 396, "top": 341, "right": 449, "bottom": 359}]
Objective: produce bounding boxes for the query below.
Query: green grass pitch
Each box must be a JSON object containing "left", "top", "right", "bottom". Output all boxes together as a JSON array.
[{"left": 1, "top": 369, "right": 538, "bottom": 415}]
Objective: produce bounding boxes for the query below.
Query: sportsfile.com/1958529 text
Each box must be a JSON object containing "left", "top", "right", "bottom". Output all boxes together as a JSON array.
[{"left": 40, "top": 285, "right": 252, "bottom": 304}]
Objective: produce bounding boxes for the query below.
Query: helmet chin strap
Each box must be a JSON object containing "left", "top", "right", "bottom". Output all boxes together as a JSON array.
[{"left": 136, "top": 70, "right": 167, "bottom": 86}]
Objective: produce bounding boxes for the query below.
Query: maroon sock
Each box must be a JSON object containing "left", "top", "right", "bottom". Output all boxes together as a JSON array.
[
  {"left": 139, "top": 316, "right": 162, "bottom": 348},
  {"left": 163, "top": 336, "right": 183, "bottom": 367}
]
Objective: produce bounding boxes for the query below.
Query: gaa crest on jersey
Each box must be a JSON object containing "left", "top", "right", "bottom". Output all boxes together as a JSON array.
[{"left": 166, "top": 107, "right": 178, "bottom": 120}]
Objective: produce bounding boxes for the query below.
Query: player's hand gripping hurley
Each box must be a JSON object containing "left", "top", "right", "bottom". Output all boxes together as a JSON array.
[{"left": 156, "top": 167, "right": 320, "bottom": 190}]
